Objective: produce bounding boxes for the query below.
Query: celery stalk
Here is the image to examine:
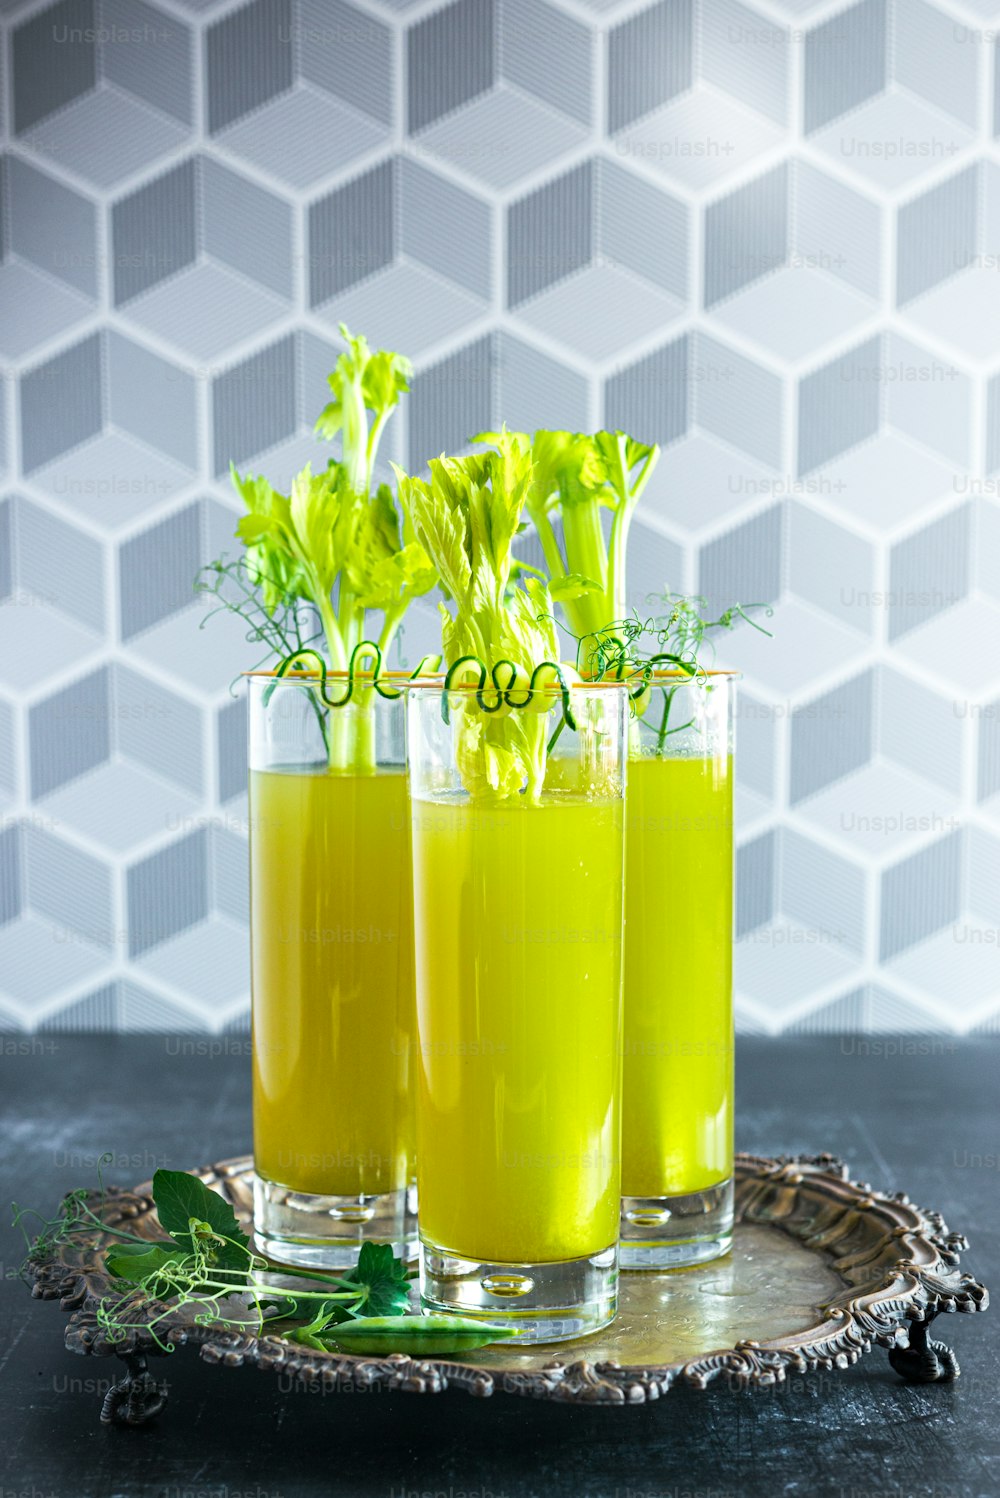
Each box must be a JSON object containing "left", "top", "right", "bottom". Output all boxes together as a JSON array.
[
  {"left": 395, "top": 435, "right": 569, "bottom": 805},
  {"left": 202, "top": 326, "right": 436, "bottom": 774},
  {"left": 473, "top": 428, "right": 660, "bottom": 673}
]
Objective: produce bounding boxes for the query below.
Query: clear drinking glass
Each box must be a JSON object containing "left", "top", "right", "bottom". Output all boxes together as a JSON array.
[
  {"left": 620, "top": 671, "right": 736, "bottom": 1269},
  {"left": 407, "top": 680, "right": 629, "bottom": 1341},
  {"left": 248, "top": 672, "right": 416, "bottom": 1267}
]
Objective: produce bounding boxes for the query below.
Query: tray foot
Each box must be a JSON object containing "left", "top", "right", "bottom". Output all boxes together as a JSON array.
[
  {"left": 888, "top": 1318, "right": 960, "bottom": 1384},
  {"left": 99, "top": 1353, "right": 169, "bottom": 1427}
]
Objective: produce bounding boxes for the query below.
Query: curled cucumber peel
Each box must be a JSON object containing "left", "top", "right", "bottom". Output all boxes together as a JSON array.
[
  {"left": 265, "top": 644, "right": 442, "bottom": 709},
  {"left": 626, "top": 652, "right": 701, "bottom": 719},
  {"left": 441, "top": 656, "right": 583, "bottom": 733}
]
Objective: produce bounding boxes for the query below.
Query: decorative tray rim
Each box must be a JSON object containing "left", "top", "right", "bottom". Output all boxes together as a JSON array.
[{"left": 26, "top": 1150, "right": 989, "bottom": 1414}]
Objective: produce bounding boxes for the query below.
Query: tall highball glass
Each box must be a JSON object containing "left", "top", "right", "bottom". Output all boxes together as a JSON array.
[
  {"left": 407, "top": 680, "right": 629, "bottom": 1341},
  {"left": 620, "top": 672, "right": 737, "bottom": 1269},
  {"left": 248, "top": 672, "right": 416, "bottom": 1267}
]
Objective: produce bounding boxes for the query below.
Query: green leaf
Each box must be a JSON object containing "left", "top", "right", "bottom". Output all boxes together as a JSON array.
[
  {"left": 229, "top": 465, "right": 303, "bottom": 616},
  {"left": 314, "top": 395, "right": 343, "bottom": 442},
  {"left": 397, "top": 466, "right": 473, "bottom": 610},
  {"left": 550, "top": 573, "right": 603, "bottom": 602},
  {"left": 235, "top": 513, "right": 280, "bottom": 544},
  {"left": 258, "top": 1295, "right": 301, "bottom": 1320},
  {"left": 320, "top": 1314, "right": 523, "bottom": 1356},
  {"left": 105, "top": 1243, "right": 185, "bottom": 1283},
  {"left": 315, "top": 325, "right": 412, "bottom": 495},
  {"left": 280, "top": 1297, "right": 358, "bottom": 1347},
  {"left": 336, "top": 1241, "right": 411, "bottom": 1317},
  {"left": 288, "top": 463, "right": 314, "bottom": 554},
  {"left": 201, "top": 332, "right": 432, "bottom": 744},
  {"left": 362, "top": 346, "right": 411, "bottom": 418},
  {"left": 400, "top": 431, "right": 577, "bottom": 801},
  {"left": 287, "top": 1329, "right": 329, "bottom": 1351},
  {"left": 151, "top": 1169, "right": 250, "bottom": 1270},
  {"left": 508, "top": 427, "right": 661, "bottom": 641},
  {"left": 343, "top": 483, "right": 438, "bottom": 614}
]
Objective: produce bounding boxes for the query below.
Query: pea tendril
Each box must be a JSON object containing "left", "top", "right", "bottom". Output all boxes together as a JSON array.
[{"left": 15, "top": 1165, "right": 518, "bottom": 1358}]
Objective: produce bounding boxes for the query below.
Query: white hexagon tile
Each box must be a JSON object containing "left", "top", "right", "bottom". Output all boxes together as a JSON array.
[{"left": 0, "top": 0, "right": 998, "bottom": 1032}]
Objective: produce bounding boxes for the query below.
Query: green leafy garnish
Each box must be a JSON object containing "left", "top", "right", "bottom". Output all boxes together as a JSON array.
[
  {"left": 314, "top": 325, "right": 411, "bottom": 497},
  {"left": 103, "top": 1242, "right": 186, "bottom": 1284},
  {"left": 197, "top": 325, "right": 437, "bottom": 772},
  {"left": 475, "top": 428, "right": 660, "bottom": 670},
  {"left": 16, "top": 1167, "right": 517, "bottom": 1359},
  {"left": 197, "top": 551, "right": 323, "bottom": 668},
  {"left": 395, "top": 431, "right": 570, "bottom": 802},
  {"left": 593, "top": 591, "right": 773, "bottom": 750},
  {"left": 334, "top": 1241, "right": 411, "bottom": 1318},
  {"left": 150, "top": 1167, "right": 250, "bottom": 1267},
  {"left": 227, "top": 462, "right": 434, "bottom": 683}
]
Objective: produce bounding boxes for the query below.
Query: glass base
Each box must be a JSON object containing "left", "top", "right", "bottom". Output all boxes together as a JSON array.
[
  {"left": 419, "top": 1238, "right": 618, "bottom": 1344},
  {"left": 253, "top": 1176, "right": 417, "bottom": 1268},
  {"left": 620, "top": 1177, "right": 734, "bottom": 1270}
]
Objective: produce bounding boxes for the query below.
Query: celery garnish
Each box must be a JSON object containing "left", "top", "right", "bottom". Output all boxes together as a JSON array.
[
  {"left": 198, "top": 327, "right": 436, "bottom": 772},
  {"left": 474, "top": 428, "right": 661, "bottom": 668},
  {"left": 395, "top": 432, "right": 575, "bottom": 804},
  {"left": 471, "top": 431, "right": 775, "bottom": 756}
]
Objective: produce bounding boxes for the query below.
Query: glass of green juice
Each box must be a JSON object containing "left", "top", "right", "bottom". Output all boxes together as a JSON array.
[
  {"left": 406, "top": 679, "right": 629, "bottom": 1342},
  {"left": 620, "top": 671, "right": 737, "bottom": 1270},
  {"left": 248, "top": 672, "right": 416, "bottom": 1267}
]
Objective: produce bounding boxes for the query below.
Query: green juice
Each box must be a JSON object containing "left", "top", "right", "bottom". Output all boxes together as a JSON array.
[
  {"left": 250, "top": 766, "right": 414, "bottom": 1197},
  {"left": 411, "top": 793, "right": 625, "bottom": 1264},
  {"left": 622, "top": 753, "right": 734, "bottom": 1198}
]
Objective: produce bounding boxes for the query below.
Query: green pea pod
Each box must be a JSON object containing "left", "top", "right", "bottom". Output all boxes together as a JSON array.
[{"left": 322, "top": 1314, "right": 522, "bottom": 1356}]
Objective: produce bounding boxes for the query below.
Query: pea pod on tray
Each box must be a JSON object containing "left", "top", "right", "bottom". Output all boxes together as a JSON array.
[{"left": 320, "top": 1315, "right": 524, "bottom": 1356}]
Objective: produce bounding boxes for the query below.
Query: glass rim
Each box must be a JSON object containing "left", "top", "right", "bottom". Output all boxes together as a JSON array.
[
  {"left": 404, "top": 675, "right": 631, "bottom": 692},
  {"left": 244, "top": 668, "right": 740, "bottom": 686},
  {"left": 407, "top": 669, "right": 740, "bottom": 689},
  {"left": 640, "top": 668, "right": 741, "bottom": 681},
  {"left": 243, "top": 669, "right": 415, "bottom": 681}
]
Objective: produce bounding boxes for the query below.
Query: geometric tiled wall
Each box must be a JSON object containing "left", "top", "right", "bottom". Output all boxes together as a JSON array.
[{"left": 2, "top": 0, "right": 999, "bottom": 1033}]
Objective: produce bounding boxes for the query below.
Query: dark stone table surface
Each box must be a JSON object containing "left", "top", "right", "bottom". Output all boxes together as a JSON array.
[{"left": 1, "top": 1034, "right": 996, "bottom": 1498}]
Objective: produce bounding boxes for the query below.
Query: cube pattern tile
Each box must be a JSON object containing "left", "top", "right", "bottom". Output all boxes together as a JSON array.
[{"left": 0, "top": 0, "right": 998, "bottom": 1032}]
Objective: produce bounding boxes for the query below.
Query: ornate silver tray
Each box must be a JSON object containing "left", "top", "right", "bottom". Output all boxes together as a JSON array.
[{"left": 26, "top": 1151, "right": 988, "bottom": 1420}]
